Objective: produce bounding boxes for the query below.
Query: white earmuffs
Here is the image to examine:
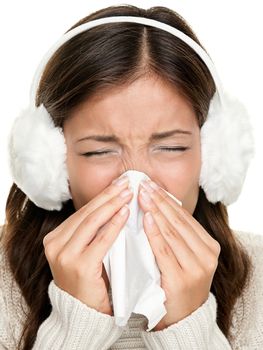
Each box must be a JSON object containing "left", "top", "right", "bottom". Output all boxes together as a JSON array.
[{"left": 7, "top": 16, "right": 255, "bottom": 210}]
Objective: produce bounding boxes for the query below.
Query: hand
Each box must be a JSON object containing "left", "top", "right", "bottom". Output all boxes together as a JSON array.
[
  {"left": 138, "top": 180, "right": 221, "bottom": 331},
  {"left": 43, "top": 175, "right": 133, "bottom": 316}
]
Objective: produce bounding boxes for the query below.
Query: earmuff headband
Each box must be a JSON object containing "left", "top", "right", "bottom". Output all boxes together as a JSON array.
[{"left": 30, "top": 16, "right": 224, "bottom": 107}]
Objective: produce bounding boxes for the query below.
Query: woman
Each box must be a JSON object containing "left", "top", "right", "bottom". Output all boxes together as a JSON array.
[{"left": 1, "top": 4, "right": 262, "bottom": 350}]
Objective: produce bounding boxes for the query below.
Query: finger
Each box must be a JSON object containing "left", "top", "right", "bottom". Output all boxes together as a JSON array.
[
  {"left": 140, "top": 194, "right": 201, "bottom": 271},
  {"left": 82, "top": 204, "right": 130, "bottom": 269},
  {"left": 140, "top": 183, "right": 216, "bottom": 260},
  {"left": 60, "top": 189, "right": 133, "bottom": 256},
  {"left": 43, "top": 175, "right": 130, "bottom": 246},
  {"left": 140, "top": 181, "right": 219, "bottom": 253},
  {"left": 157, "top": 186, "right": 221, "bottom": 255},
  {"left": 142, "top": 211, "right": 182, "bottom": 277}
]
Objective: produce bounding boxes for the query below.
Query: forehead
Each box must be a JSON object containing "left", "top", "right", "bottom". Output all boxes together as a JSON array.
[{"left": 64, "top": 76, "right": 199, "bottom": 139}]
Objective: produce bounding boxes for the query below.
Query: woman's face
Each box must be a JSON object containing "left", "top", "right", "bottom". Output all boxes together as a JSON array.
[{"left": 63, "top": 75, "right": 201, "bottom": 214}]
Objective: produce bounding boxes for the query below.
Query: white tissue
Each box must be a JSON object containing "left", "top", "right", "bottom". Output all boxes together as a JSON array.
[{"left": 103, "top": 170, "right": 182, "bottom": 331}]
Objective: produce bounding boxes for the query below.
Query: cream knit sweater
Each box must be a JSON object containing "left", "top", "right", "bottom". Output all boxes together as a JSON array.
[{"left": 0, "top": 227, "right": 262, "bottom": 350}]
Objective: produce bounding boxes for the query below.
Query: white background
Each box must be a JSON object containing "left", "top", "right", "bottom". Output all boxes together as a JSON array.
[{"left": 0, "top": 0, "right": 262, "bottom": 235}]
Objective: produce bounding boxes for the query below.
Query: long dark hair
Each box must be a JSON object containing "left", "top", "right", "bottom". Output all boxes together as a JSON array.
[{"left": 2, "top": 5, "right": 252, "bottom": 349}]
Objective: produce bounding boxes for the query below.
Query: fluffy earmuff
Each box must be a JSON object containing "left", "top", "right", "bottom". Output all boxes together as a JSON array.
[
  {"left": 8, "top": 103, "right": 72, "bottom": 210},
  {"left": 199, "top": 90, "right": 255, "bottom": 206}
]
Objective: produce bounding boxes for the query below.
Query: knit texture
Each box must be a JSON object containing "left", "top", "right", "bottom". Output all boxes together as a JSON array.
[{"left": 0, "top": 227, "right": 262, "bottom": 349}]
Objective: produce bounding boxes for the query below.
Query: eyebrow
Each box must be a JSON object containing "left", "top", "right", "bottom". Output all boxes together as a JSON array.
[{"left": 76, "top": 129, "right": 192, "bottom": 143}]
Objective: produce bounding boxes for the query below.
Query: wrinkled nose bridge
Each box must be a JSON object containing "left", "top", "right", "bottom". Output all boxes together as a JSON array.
[{"left": 120, "top": 149, "right": 151, "bottom": 173}]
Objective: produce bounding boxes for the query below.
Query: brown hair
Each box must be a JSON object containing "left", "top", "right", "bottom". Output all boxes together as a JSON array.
[{"left": 1, "top": 5, "right": 252, "bottom": 349}]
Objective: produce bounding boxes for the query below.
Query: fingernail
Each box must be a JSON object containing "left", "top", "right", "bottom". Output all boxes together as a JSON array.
[
  {"left": 140, "top": 189, "right": 152, "bottom": 203},
  {"left": 112, "top": 176, "right": 129, "bottom": 186},
  {"left": 145, "top": 212, "right": 154, "bottom": 225},
  {"left": 119, "top": 204, "right": 129, "bottom": 216},
  {"left": 120, "top": 188, "right": 133, "bottom": 198},
  {"left": 148, "top": 180, "right": 159, "bottom": 191},
  {"left": 140, "top": 180, "right": 154, "bottom": 193}
]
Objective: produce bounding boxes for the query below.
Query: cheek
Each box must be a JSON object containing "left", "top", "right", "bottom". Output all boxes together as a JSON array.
[
  {"left": 66, "top": 152, "right": 118, "bottom": 209},
  {"left": 161, "top": 149, "right": 201, "bottom": 206}
]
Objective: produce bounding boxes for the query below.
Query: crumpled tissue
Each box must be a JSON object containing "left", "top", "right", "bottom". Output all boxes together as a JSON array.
[{"left": 103, "top": 170, "right": 182, "bottom": 331}]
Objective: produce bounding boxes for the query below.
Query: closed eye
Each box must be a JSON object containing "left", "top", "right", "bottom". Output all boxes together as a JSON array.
[
  {"left": 82, "top": 150, "right": 115, "bottom": 157},
  {"left": 82, "top": 147, "right": 189, "bottom": 157},
  {"left": 157, "top": 147, "right": 189, "bottom": 152}
]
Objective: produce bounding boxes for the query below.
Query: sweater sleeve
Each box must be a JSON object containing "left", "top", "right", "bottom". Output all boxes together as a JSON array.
[
  {"left": 227, "top": 231, "right": 263, "bottom": 348},
  {"left": 32, "top": 280, "right": 125, "bottom": 349},
  {"left": 140, "top": 292, "right": 232, "bottom": 350}
]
